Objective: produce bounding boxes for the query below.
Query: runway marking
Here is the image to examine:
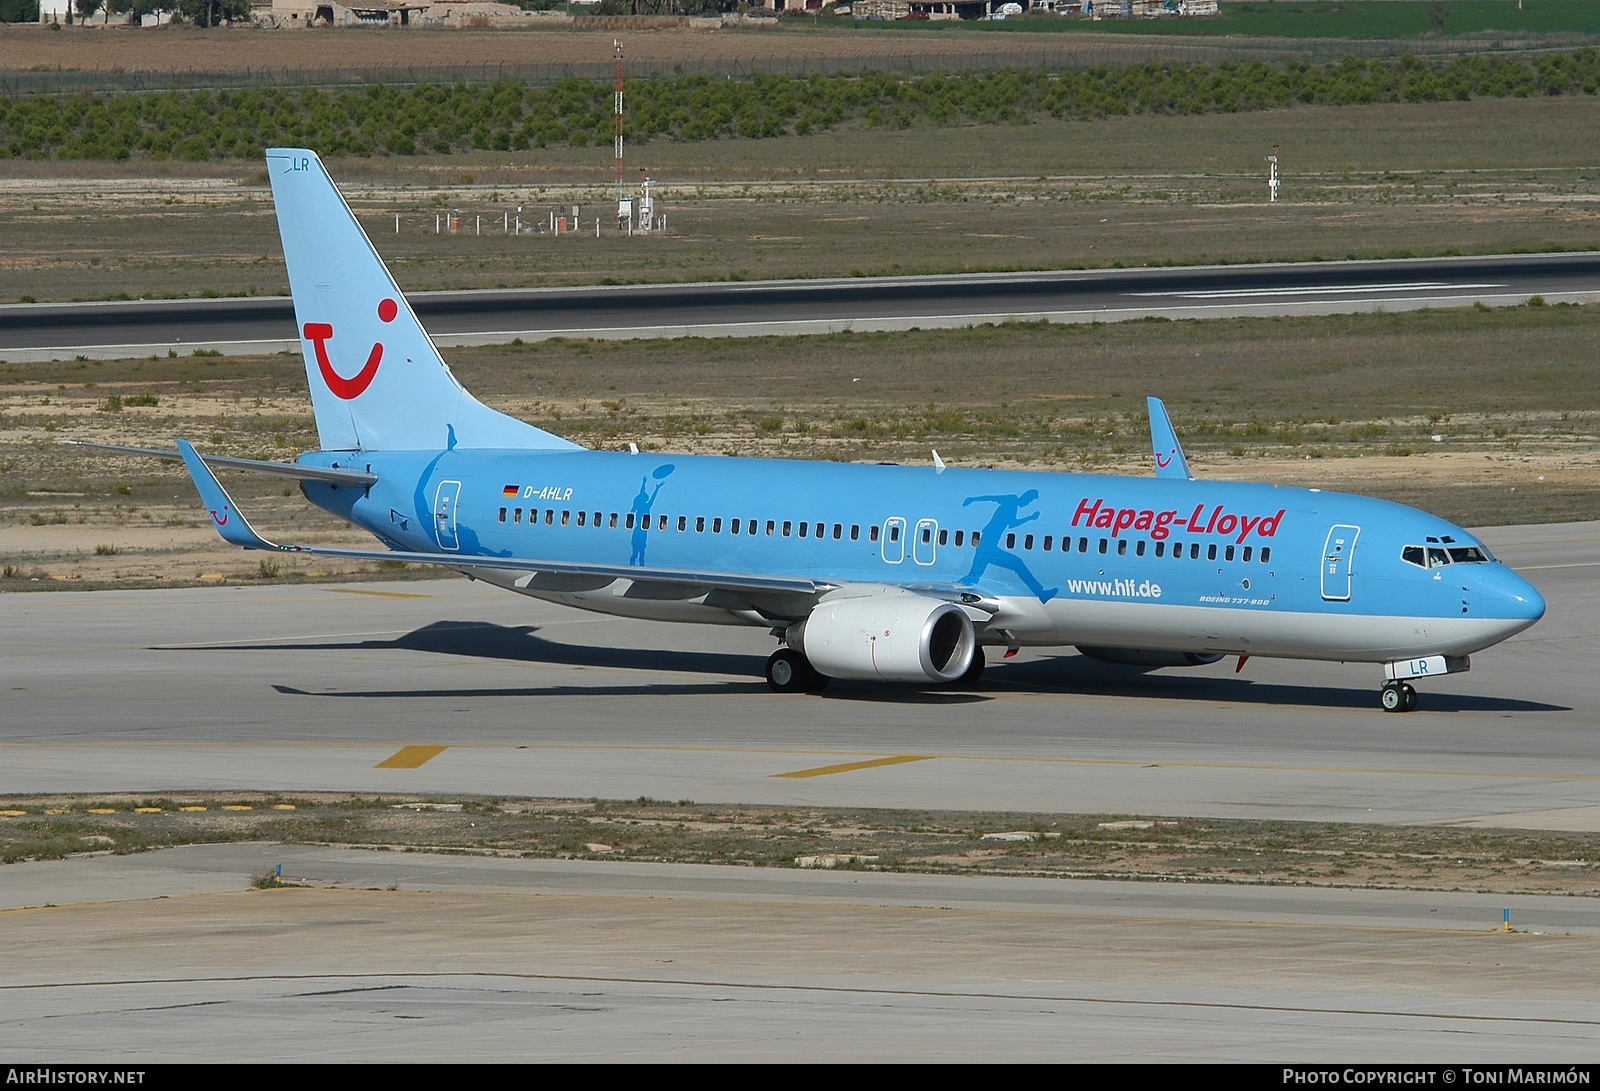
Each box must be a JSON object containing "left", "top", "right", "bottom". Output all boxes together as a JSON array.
[
  {"left": 772, "top": 754, "right": 935, "bottom": 779},
  {"left": 376, "top": 746, "right": 448, "bottom": 769},
  {"left": 325, "top": 588, "right": 431, "bottom": 600}
]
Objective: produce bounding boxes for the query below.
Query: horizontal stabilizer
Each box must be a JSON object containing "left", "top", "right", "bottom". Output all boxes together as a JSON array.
[
  {"left": 1146, "top": 396, "right": 1194, "bottom": 481},
  {"left": 176, "top": 439, "right": 283, "bottom": 550},
  {"left": 64, "top": 441, "right": 376, "bottom": 486}
]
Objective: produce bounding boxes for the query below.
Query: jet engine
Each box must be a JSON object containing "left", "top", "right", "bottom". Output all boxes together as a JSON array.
[
  {"left": 790, "top": 592, "right": 977, "bottom": 683},
  {"left": 1076, "top": 646, "right": 1225, "bottom": 668}
]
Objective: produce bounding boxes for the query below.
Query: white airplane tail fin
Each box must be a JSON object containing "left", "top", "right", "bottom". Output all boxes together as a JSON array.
[{"left": 266, "top": 148, "right": 577, "bottom": 454}]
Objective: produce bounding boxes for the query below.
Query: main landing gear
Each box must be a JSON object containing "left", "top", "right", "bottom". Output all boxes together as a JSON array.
[
  {"left": 765, "top": 648, "right": 830, "bottom": 694},
  {"left": 1380, "top": 680, "right": 1418, "bottom": 713}
]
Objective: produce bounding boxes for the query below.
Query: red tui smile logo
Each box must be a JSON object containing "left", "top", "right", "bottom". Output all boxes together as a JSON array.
[{"left": 304, "top": 297, "right": 398, "bottom": 400}]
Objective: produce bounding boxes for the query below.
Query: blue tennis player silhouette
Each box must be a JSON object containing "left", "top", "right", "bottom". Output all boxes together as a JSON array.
[
  {"left": 961, "top": 489, "right": 1058, "bottom": 603},
  {"left": 629, "top": 464, "right": 675, "bottom": 564}
]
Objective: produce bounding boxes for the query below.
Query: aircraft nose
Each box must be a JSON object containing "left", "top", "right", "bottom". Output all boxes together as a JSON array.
[{"left": 1478, "top": 565, "right": 1546, "bottom": 627}]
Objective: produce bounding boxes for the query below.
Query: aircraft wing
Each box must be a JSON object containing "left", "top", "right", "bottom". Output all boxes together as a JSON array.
[
  {"left": 174, "top": 439, "right": 827, "bottom": 597},
  {"left": 1146, "top": 397, "right": 1194, "bottom": 481},
  {"left": 64, "top": 440, "right": 378, "bottom": 486}
]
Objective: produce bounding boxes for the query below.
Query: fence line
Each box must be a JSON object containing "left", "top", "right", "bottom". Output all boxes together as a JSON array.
[{"left": 2, "top": 32, "right": 1597, "bottom": 97}]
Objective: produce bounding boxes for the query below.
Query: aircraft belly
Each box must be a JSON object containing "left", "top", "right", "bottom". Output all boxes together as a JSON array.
[{"left": 1034, "top": 598, "right": 1500, "bottom": 661}]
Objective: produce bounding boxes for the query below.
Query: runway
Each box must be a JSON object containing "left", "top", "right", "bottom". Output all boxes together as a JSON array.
[
  {"left": 4, "top": 252, "right": 1599, "bottom": 361},
  {"left": 4, "top": 521, "right": 1598, "bottom": 829}
]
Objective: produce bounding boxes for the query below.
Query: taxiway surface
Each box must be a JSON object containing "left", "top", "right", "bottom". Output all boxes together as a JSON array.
[{"left": 4, "top": 521, "right": 1598, "bottom": 829}]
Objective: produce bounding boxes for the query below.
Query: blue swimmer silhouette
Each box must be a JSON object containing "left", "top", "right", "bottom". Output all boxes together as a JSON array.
[
  {"left": 960, "top": 489, "right": 1058, "bottom": 603},
  {"left": 628, "top": 463, "right": 675, "bottom": 564}
]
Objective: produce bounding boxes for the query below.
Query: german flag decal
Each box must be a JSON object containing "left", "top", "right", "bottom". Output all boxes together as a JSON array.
[{"left": 502, "top": 484, "right": 519, "bottom": 497}]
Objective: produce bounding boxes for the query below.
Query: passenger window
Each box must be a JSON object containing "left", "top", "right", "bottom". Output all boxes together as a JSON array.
[
  {"left": 501, "top": 508, "right": 510, "bottom": 523},
  {"left": 711, "top": 518, "right": 721, "bottom": 533},
  {"left": 922, "top": 527, "right": 932, "bottom": 544},
  {"left": 1135, "top": 540, "right": 1145, "bottom": 557},
  {"left": 1225, "top": 545, "right": 1235, "bottom": 562},
  {"left": 799, "top": 522, "right": 808, "bottom": 538},
  {"left": 766, "top": 520, "right": 776, "bottom": 536},
  {"left": 593, "top": 512, "right": 601, "bottom": 527},
  {"left": 625, "top": 513, "right": 635, "bottom": 529},
  {"left": 783, "top": 521, "right": 793, "bottom": 537},
  {"left": 1043, "top": 535, "right": 1052, "bottom": 551},
  {"left": 577, "top": 511, "right": 587, "bottom": 527},
  {"left": 1207, "top": 544, "right": 1217, "bottom": 561},
  {"left": 675, "top": 516, "right": 686, "bottom": 532},
  {"left": 1024, "top": 534, "right": 1034, "bottom": 550},
  {"left": 1006, "top": 533, "right": 1016, "bottom": 549},
  {"left": 850, "top": 525, "right": 860, "bottom": 541},
  {"left": 545, "top": 510, "right": 554, "bottom": 525},
  {"left": 729, "top": 518, "right": 739, "bottom": 535},
  {"left": 696, "top": 517, "right": 706, "bottom": 533},
  {"left": 938, "top": 529, "right": 948, "bottom": 546},
  {"left": 1189, "top": 543, "right": 1200, "bottom": 560},
  {"left": 1154, "top": 541, "right": 1165, "bottom": 558},
  {"left": 955, "top": 530, "right": 965, "bottom": 547},
  {"left": 748, "top": 519, "right": 757, "bottom": 535},
  {"left": 609, "top": 513, "right": 618, "bottom": 529},
  {"left": 1078, "top": 537, "right": 1088, "bottom": 553},
  {"left": 1098, "top": 539, "right": 1108, "bottom": 555},
  {"left": 1242, "top": 546, "right": 1252, "bottom": 562},
  {"left": 1260, "top": 547, "right": 1270, "bottom": 563},
  {"left": 1116, "top": 539, "right": 1127, "bottom": 556},
  {"left": 869, "top": 525, "right": 879, "bottom": 542},
  {"left": 971, "top": 531, "right": 980, "bottom": 547},
  {"left": 815, "top": 523, "right": 824, "bottom": 539},
  {"left": 561, "top": 510, "right": 571, "bottom": 526},
  {"left": 888, "top": 525, "right": 899, "bottom": 543}
]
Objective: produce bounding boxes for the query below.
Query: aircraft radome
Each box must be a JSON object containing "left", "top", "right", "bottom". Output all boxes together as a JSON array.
[{"left": 72, "top": 149, "right": 1545, "bottom": 713}]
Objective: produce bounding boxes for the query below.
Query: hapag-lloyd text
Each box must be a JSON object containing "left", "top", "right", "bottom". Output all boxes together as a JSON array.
[{"left": 1073, "top": 497, "right": 1286, "bottom": 543}]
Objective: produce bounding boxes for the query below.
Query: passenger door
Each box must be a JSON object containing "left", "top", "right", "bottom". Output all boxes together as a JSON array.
[
  {"left": 1320, "top": 524, "right": 1360, "bottom": 601},
  {"left": 434, "top": 480, "right": 462, "bottom": 551}
]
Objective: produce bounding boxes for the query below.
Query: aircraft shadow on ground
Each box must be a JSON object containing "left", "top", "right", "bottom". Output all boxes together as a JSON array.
[
  {"left": 182, "top": 620, "right": 1567, "bottom": 713},
  {"left": 998, "top": 656, "right": 1570, "bottom": 714}
]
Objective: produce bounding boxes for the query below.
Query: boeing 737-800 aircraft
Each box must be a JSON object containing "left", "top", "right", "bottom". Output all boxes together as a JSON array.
[{"left": 77, "top": 149, "right": 1546, "bottom": 712}]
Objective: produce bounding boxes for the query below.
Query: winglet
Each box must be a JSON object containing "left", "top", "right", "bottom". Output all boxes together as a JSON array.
[
  {"left": 1147, "top": 397, "right": 1194, "bottom": 481},
  {"left": 175, "top": 439, "right": 282, "bottom": 551}
]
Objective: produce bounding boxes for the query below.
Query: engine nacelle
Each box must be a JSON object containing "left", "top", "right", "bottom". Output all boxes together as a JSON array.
[
  {"left": 1077, "top": 646, "right": 1225, "bottom": 668},
  {"left": 791, "top": 592, "right": 976, "bottom": 683}
]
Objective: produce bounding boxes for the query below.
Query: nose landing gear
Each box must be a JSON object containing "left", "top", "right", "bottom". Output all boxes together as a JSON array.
[{"left": 1380, "top": 680, "right": 1418, "bottom": 713}]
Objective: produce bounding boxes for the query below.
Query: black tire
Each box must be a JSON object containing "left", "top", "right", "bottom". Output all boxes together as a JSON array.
[
  {"left": 1380, "top": 682, "right": 1405, "bottom": 713},
  {"left": 766, "top": 648, "right": 814, "bottom": 694},
  {"left": 1401, "top": 684, "right": 1418, "bottom": 713}
]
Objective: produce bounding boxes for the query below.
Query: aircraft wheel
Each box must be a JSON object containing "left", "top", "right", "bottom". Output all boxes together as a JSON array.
[
  {"left": 1380, "top": 681, "right": 1407, "bottom": 713},
  {"left": 766, "top": 648, "right": 817, "bottom": 694},
  {"left": 1401, "top": 683, "right": 1418, "bottom": 713}
]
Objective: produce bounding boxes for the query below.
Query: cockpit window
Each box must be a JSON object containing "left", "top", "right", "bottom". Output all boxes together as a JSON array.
[{"left": 1403, "top": 543, "right": 1492, "bottom": 568}]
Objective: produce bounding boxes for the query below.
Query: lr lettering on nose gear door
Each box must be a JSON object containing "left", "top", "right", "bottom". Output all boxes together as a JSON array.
[
  {"left": 1321, "top": 524, "right": 1359, "bottom": 601},
  {"left": 434, "top": 480, "right": 462, "bottom": 551}
]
